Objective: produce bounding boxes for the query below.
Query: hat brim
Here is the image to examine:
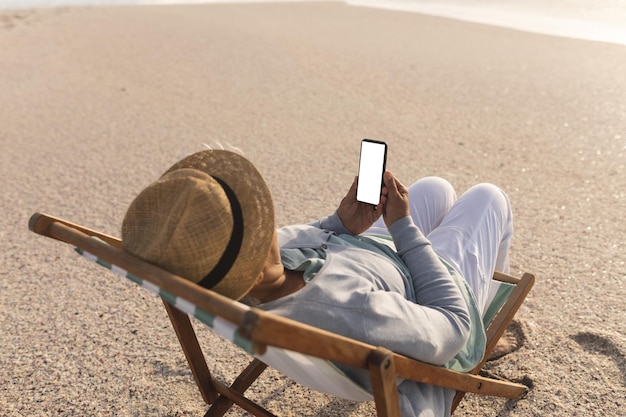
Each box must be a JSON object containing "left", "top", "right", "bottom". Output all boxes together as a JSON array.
[{"left": 164, "top": 150, "right": 275, "bottom": 300}]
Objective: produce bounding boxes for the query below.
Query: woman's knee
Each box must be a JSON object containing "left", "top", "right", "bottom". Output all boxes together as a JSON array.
[
  {"left": 464, "top": 183, "right": 512, "bottom": 222},
  {"left": 407, "top": 177, "right": 457, "bottom": 233},
  {"left": 408, "top": 176, "right": 456, "bottom": 204}
]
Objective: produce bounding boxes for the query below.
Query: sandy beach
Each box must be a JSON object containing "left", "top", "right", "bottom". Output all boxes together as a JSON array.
[{"left": 1, "top": 2, "right": 624, "bottom": 416}]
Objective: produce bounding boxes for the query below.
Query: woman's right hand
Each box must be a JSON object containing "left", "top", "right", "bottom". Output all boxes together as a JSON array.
[{"left": 382, "top": 171, "right": 410, "bottom": 227}]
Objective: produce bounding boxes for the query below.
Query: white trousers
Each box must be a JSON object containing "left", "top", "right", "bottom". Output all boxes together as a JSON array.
[{"left": 366, "top": 177, "right": 513, "bottom": 314}]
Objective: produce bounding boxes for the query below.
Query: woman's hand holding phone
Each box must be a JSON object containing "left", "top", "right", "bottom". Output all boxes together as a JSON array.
[
  {"left": 337, "top": 176, "right": 386, "bottom": 235},
  {"left": 381, "top": 171, "right": 410, "bottom": 228},
  {"left": 338, "top": 138, "right": 410, "bottom": 234}
]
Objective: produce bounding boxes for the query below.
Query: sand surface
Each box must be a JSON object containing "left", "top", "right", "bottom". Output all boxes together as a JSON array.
[{"left": 1, "top": 2, "right": 624, "bottom": 416}]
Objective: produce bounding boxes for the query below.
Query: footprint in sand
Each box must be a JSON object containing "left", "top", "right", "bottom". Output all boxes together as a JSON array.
[
  {"left": 488, "top": 319, "right": 526, "bottom": 361},
  {"left": 482, "top": 320, "right": 534, "bottom": 393},
  {"left": 571, "top": 331, "right": 626, "bottom": 387},
  {"left": 1, "top": 11, "right": 33, "bottom": 29}
]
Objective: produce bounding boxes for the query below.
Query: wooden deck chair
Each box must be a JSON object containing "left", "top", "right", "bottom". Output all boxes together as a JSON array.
[{"left": 29, "top": 212, "right": 535, "bottom": 417}]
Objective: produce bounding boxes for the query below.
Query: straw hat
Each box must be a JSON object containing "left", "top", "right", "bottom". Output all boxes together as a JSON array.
[{"left": 121, "top": 150, "right": 275, "bottom": 300}]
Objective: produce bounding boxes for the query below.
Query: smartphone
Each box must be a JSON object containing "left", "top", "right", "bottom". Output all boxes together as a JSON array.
[{"left": 356, "top": 139, "right": 388, "bottom": 205}]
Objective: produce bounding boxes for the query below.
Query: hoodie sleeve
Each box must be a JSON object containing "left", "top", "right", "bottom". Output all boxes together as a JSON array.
[
  {"left": 308, "top": 211, "right": 351, "bottom": 235},
  {"left": 363, "top": 216, "right": 472, "bottom": 364}
]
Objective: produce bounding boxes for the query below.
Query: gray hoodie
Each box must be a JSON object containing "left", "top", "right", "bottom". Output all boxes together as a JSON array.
[{"left": 259, "top": 212, "right": 484, "bottom": 417}]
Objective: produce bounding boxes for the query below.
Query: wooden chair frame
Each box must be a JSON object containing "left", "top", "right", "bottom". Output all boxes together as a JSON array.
[{"left": 29, "top": 213, "right": 535, "bottom": 417}]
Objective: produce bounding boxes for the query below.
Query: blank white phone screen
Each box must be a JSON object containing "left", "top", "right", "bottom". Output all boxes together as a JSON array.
[{"left": 357, "top": 140, "right": 386, "bottom": 205}]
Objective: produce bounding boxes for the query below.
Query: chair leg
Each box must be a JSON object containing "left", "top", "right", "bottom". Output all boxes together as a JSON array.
[
  {"left": 163, "top": 300, "right": 274, "bottom": 417},
  {"left": 368, "top": 347, "right": 401, "bottom": 417},
  {"left": 162, "top": 299, "right": 218, "bottom": 404},
  {"left": 205, "top": 359, "right": 268, "bottom": 417}
]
